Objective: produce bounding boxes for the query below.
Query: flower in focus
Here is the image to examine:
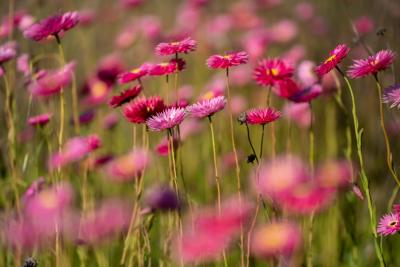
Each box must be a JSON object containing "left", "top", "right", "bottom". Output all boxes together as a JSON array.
[
  {"left": 186, "top": 96, "right": 226, "bottom": 118},
  {"left": 377, "top": 213, "right": 400, "bottom": 236},
  {"left": 347, "top": 50, "right": 396, "bottom": 79},
  {"left": 123, "top": 96, "right": 165, "bottom": 124},
  {"left": 24, "top": 11, "right": 79, "bottom": 41},
  {"left": 155, "top": 37, "right": 197, "bottom": 56},
  {"left": 28, "top": 113, "right": 52, "bottom": 127},
  {"left": 315, "top": 44, "right": 350, "bottom": 77},
  {"left": 383, "top": 84, "right": 400, "bottom": 108},
  {"left": 253, "top": 58, "right": 293, "bottom": 86},
  {"left": 117, "top": 63, "right": 150, "bottom": 84},
  {"left": 251, "top": 221, "right": 301, "bottom": 258},
  {"left": 28, "top": 62, "right": 76, "bottom": 97},
  {"left": 146, "top": 107, "right": 185, "bottom": 131},
  {"left": 0, "top": 41, "right": 17, "bottom": 64},
  {"left": 206, "top": 51, "right": 249, "bottom": 69},
  {"left": 245, "top": 107, "right": 281, "bottom": 125},
  {"left": 109, "top": 84, "right": 142, "bottom": 108}
]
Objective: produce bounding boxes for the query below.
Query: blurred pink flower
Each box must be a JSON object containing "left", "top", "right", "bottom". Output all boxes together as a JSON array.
[
  {"left": 297, "top": 60, "right": 318, "bottom": 87},
  {"left": 354, "top": 16, "right": 374, "bottom": 35},
  {"left": 269, "top": 20, "right": 298, "bottom": 43},
  {"left": 0, "top": 41, "right": 17, "bottom": 64},
  {"left": 207, "top": 51, "right": 249, "bottom": 69},
  {"left": 28, "top": 113, "right": 52, "bottom": 127},
  {"left": 295, "top": 2, "right": 315, "bottom": 21},
  {"left": 315, "top": 160, "right": 353, "bottom": 189},
  {"left": 155, "top": 37, "right": 197, "bottom": 56},
  {"left": 283, "top": 102, "right": 311, "bottom": 128},
  {"left": 82, "top": 78, "right": 111, "bottom": 106},
  {"left": 17, "top": 53, "right": 30, "bottom": 76}
]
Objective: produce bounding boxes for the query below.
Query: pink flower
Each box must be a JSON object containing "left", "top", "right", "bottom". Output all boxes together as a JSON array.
[
  {"left": 206, "top": 51, "right": 249, "bottom": 69},
  {"left": 273, "top": 78, "right": 300, "bottom": 99},
  {"left": 251, "top": 221, "right": 301, "bottom": 258},
  {"left": 246, "top": 107, "right": 281, "bottom": 125},
  {"left": 354, "top": 16, "right": 374, "bottom": 35},
  {"left": 315, "top": 160, "right": 353, "bottom": 189},
  {"left": 104, "top": 148, "right": 150, "bottom": 182},
  {"left": 155, "top": 136, "right": 179, "bottom": 156},
  {"left": 48, "top": 135, "right": 101, "bottom": 170},
  {"left": 146, "top": 107, "right": 185, "bottom": 131},
  {"left": 283, "top": 102, "right": 311, "bottom": 128},
  {"left": 377, "top": 213, "right": 400, "bottom": 236},
  {"left": 109, "top": 84, "right": 142, "bottom": 108},
  {"left": 383, "top": 84, "right": 400, "bottom": 108},
  {"left": 253, "top": 58, "right": 294, "bottom": 86},
  {"left": 315, "top": 44, "right": 350, "bottom": 77},
  {"left": 17, "top": 53, "right": 30, "bottom": 76},
  {"left": 186, "top": 96, "right": 226, "bottom": 118},
  {"left": 123, "top": 96, "right": 166, "bottom": 124},
  {"left": 24, "top": 11, "right": 79, "bottom": 41},
  {"left": 148, "top": 61, "right": 178, "bottom": 76},
  {"left": 28, "top": 62, "right": 76, "bottom": 97},
  {"left": 0, "top": 41, "right": 17, "bottom": 64},
  {"left": 288, "top": 84, "right": 323, "bottom": 103},
  {"left": 155, "top": 37, "right": 197, "bottom": 56},
  {"left": 347, "top": 50, "right": 396, "bottom": 79},
  {"left": 22, "top": 177, "right": 46, "bottom": 203},
  {"left": 81, "top": 78, "right": 111, "bottom": 106},
  {"left": 117, "top": 63, "right": 150, "bottom": 84},
  {"left": 28, "top": 113, "right": 52, "bottom": 127},
  {"left": 297, "top": 60, "right": 318, "bottom": 87}
]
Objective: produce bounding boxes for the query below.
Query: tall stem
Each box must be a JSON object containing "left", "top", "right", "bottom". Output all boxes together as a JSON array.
[
  {"left": 208, "top": 116, "right": 221, "bottom": 212},
  {"left": 55, "top": 35, "right": 65, "bottom": 177},
  {"left": 245, "top": 122, "right": 259, "bottom": 164},
  {"left": 259, "top": 125, "right": 265, "bottom": 160}
]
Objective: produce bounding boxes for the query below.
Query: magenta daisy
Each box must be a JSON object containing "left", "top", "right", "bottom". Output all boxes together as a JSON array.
[
  {"left": 146, "top": 107, "right": 185, "bottom": 131},
  {"left": 23, "top": 11, "right": 79, "bottom": 41},
  {"left": 383, "top": 84, "right": 400, "bottom": 108},
  {"left": 123, "top": 96, "right": 165, "bottom": 124},
  {"left": 377, "top": 213, "right": 400, "bottom": 236},
  {"left": 109, "top": 84, "right": 142, "bottom": 108},
  {"left": 206, "top": 51, "right": 249, "bottom": 69},
  {"left": 347, "top": 50, "right": 396, "bottom": 79},
  {"left": 117, "top": 63, "right": 150, "bottom": 84},
  {"left": 186, "top": 96, "right": 226, "bottom": 118},
  {"left": 155, "top": 37, "right": 197, "bottom": 56},
  {"left": 148, "top": 61, "right": 178, "bottom": 76},
  {"left": 253, "top": 58, "right": 294, "bottom": 86},
  {"left": 246, "top": 107, "right": 281, "bottom": 125},
  {"left": 315, "top": 44, "right": 350, "bottom": 77}
]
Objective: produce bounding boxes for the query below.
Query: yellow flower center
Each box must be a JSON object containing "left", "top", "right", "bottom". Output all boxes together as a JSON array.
[
  {"left": 91, "top": 81, "right": 108, "bottom": 98},
  {"left": 202, "top": 91, "right": 215, "bottom": 100},
  {"left": 258, "top": 224, "right": 288, "bottom": 251},
  {"left": 130, "top": 68, "right": 141, "bottom": 74},
  {"left": 266, "top": 68, "right": 279, "bottom": 76},
  {"left": 324, "top": 54, "right": 336, "bottom": 63}
]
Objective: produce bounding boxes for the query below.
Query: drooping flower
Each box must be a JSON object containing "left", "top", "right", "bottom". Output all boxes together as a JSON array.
[
  {"left": 28, "top": 62, "right": 76, "bottom": 97},
  {"left": 347, "top": 50, "right": 396, "bottom": 79},
  {"left": 251, "top": 221, "right": 301, "bottom": 258},
  {"left": 23, "top": 11, "right": 79, "bottom": 41},
  {"left": 123, "top": 96, "right": 165, "bottom": 124},
  {"left": 245, "top": 107, "right": 281, "bottom": 125},
  {"left": 186, "top": 96, "right": 226, "bottom": 118},
  {"left": 109, "top": 84, "right": 142, "bottom": 108},
  {"left": 28, "top": 113, "right": 52, "bottom": 127},
  {"left": 206, "top": 51, "right": 249, "bottom": 69},
  {"left": 253, "top": 58, "right": 293, "bottom": 86},
  {"left": 117, "top": 63, "right": 150, "bottom": 84},
  {"left": 377, "top": 213, "right": 400, "bottom": 236},
  {"left": 146, "top": 107, "right": 185, "bottom": 131},
  {"left": 383, "top": 84, "right": 400, "bottom": 108},
  {"left": 155, "top": 37, "right": 197, "bottom": 56},
  {"left": 315, "top": 44, "right": 350, "bottom": 77},
  {"left": 0, "top": 41, "right": 17, "bottom": 64}
]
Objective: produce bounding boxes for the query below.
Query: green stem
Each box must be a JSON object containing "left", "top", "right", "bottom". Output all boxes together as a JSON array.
[
  {"left": 208, "top": 116, "right": 221, "bottom": 212},
  {"left": 259, "top": 124, "right": 265, "bottom": 160}
]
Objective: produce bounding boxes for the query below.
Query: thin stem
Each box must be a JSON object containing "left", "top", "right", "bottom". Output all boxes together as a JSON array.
[
  {"left": 168, "top": 129, "right": 179, "bottom": 194},
  {"left": 307, "top": 103, "right": 314, "bottom": 267},
  {"left": 309, "top": 103, "right": 314, "bottom": 171},
  {"left": 245, "top": 122, "right": 259, "bottom": 164},
  {"left": 55, "top": 35, "right": 65, "bottom": 177},
  {"left": 208, "top": 116, "right": 221, "bottom": 212},
  {"left": 259, "top": 125, "right": 265, "bottom": 160}
]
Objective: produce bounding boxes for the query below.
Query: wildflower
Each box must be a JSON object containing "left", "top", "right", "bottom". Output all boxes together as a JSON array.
[
  {"left": 109, "top": 84, "right": 142, "bottom": 108},
  {"left": 297, "top": 60, "right": 318, "bottom": 86},
  {"left": 0, "top": 41, "right": 17, "bottom": 64},
  {"left": 383, "top": 84, "right": 400, "bottom": 108},
  {"left": 206, "top": 51, "right": 249, "bottom": 69},
  {"left": 273, "top": 78, "right": 300, "bottom": 99},
  {"left": 246, "top": 107, "right": 281, "bottom": 125},
  {"left": 28, "top": 113, "right": 52, "bottom": 127},
  {"left": 23, "top": 11, "right": 79, "bottom": 41},
  {"left": 347, "top": 50, "right": 396, "bottom": 79},
  {"left": 315, "top": 44, "right": 350, "bottom": 76},
  {"left": 155, "top": 136, "right": 179, "bottom": 156},
  {"left": 123, "top": 96, "right": 165, "bottom": 124},
  {"left": 315, "top": 160, "right": 353, "bottom": 189},
  {"left": 288, "top": 84, "right": 322, "bottom": 103},
  {"left": 148, "top": 61, "right": 178, "bottom": 76},
  {"left": 146, "top": 107, "right": 185, "bottom": 131},
  {"left": 253, "top": 58, "right": 294, "bottom": 86},
  {"left": 155, "top": 37, "right": 197, "bottom": 56},
  {"left": 186, "top": 96, "right": 226, "bottom": 118},
  {"left": 17, "top": 54, "right": 30, "bottom": 76},
  {"left": 22, "top": 177, "right": 46, "bottom": 203},
  {"left": 117, "top": 63, "right": 150, "bottom": 84},
  {"left": 82, "top": 78, "right": 111, "bottom": 106},
  {"left": 283, "top": 102, "right": 311, "bottom": 129},
  {"left": 377, "top": 213, "right": 400, "bottom": 236},
  {"left": 145, "top": 185, "right": 180, "bottom": 211}
]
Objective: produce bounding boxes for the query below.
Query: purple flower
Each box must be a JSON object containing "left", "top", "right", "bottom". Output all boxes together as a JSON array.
[
  {"left": 383, "top": 84, "right": 400, "bottom": 108},
  {"left": 146, "top": 107, "right": 185, "bottom": 131},
  {"left": 145, "top": 185, "right": 180, "bottom": 211},
  {"left": 186, "top": 96, "right": 226, "bottom": 118}
]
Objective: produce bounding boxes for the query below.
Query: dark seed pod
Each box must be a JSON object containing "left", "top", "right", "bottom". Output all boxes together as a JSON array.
[
  {"left": 237, "top": 112, "right": 247, "bottom": 125},
  {"left": 247, "top": 154, "right": 257, "bottom": 164},
  {"left": 23, "top": 257, "right": 38, "bottom": 267}
]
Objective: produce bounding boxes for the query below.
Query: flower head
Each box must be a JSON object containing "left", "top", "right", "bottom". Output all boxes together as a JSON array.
[
  {"left": 123, "top": 96, "right": 165, "bottom": 124},
  {"left": 253, "top": 58, "right": 294, "bottom": 86},
  {"left": 315, "top": 44, "right": 350, "bottom": 76},
  {"left": 288, "top": 84, "right": 322, "bottom": 103},
  {"left": 146, "top": 107, "right": 185, "bottom": 131},
  {"left": 383, "top": 84, "right": 400, "bottom": 108},
  {"left": 0, "top": 41, "right": 17, "bottom": 64},
  {"left": 246, "top": 107, "right": 281, "bottom": 125},
  {"left": 117, "top": 63, "right": 150, "bottom": 84},
  {"left": 347, "top": 50, "right": 396, "bottom": 79},
  {"left": 109, "top": 84, "right": 142, "bottom": 108},
  {"left": 28, "top": 113, "right": 52, "bottom": 127},
  {"left": 377, "top": 213, "right": 400, "bottom": 236},
  {"left": 148, "top": 61, "right": 178, "bottom": 76},
  {"left": 24, "top": 11, "right": 79, "bottom": 41},
  {"left": 145, "top": 185, "right": 180, "bottom": 211},
  {"left": 155, "top": 37, "right": 197, "bottom": 56},
  {"left": 206, "top": 51, "right": 249, "bottom": 69},
  {"left": 186, "top": 96, "right": 226, "bottom": 118}
]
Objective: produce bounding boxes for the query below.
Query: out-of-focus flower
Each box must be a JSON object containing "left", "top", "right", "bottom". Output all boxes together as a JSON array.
[
  {"left": 22, "top": 177, "right": 46, "bottom": 203},
  {"left": 352, "top": 184, "right": 364, "bottom": 200},
  {"left": 383, "top": 84, "right": 400, "bottom": 108},
  {"left": 295, "top": 2, "right": 314, "bottom": 21},
  {"left": 288, "top": 84, "right": 322, "bottom": 103},
  {"left": 207, "top": 51, "right": 249, "bottom": 69},
  {"left": 186, "top": 96, "right": 226, "bottom": 118},
  {"left": 139, "top": 16, "right": 161, "bottom": 41},
  {"left": 102, "top": 112, "right": 119, "bottom": 130},
  {"left": 28, "top": 113, "right": 52, "bottom": 127},
  {"left": 251, "top": 221, "right": 301, "bottom": 258},
  {"left": 297, "top": 60, "right": 318, "bottom": 87},
  {"left": 28, "top": 62, "right": 75, "bottom": 97},
  {"left": 283, "top": 102, "right": 311, "bottom": 128},
  {"left": 17, "top": 54, "right": 30, "bottom": 76},
  {"left": 48, "top": 135, "right": 101, "bottom": 170},
  {"left": 315, "top": 44, "right": 350, "bottom": 77},
  {"left": 0, "top": 41, "right": 17, "bottom": 64},
  {"left": 354, "top": 16, "right": 374, "bottom": 35},
  {"left": 145, "top": 185, "right": 180, "bottom": 211},
  {"left": 82, "top": 78, "right": 111, "bottom": 106},
  {"left": 120, "top": 0, "right": 144, "bottom": 8},
  {"left": 155, "top": 136, "right": 179, "bottom": 156},
  {"left": 96, "top": 54, "right": 125, "bottom": 86},
  {"left": 254, "top": 58, "right": 294, "bottom": 86},
  {"left": 347, "top": 50, "right": 396, "bottom": 79},
  {"left": 77, "top": 10, "right": 95, "bottom": 26},
  {"left": 273, "top": 78, "right": 300, "bottom": 99},
  {"left": 147, "top": 107, "right": 185, "bottom": 131},
  {"left": 269, "top": 20, "right": 298, "bottom": 43},
  {"left": 315, "top": 160, "right": 353, "bottom": 189},
  {"left": 245, "top": 107, "right": 281, "bottom": 125},
  {"left": 148, "top": 61, "right": 178, "bottom": 76},
  {"left": 104, "top": 148, "right": 150, "bottom": 182},
  {"left": 76, "top": 110, "right": 95, "bottom": 126},
  {"left": 117, "top": 63, "right": 150, "bottom": 84},
  {"left": 109, "top": 84, "right": 142, "bottom": 108},
  {"left": 377, "top": 213, "right": 400, "bottom": 236},
  {"left": 24, "top": 11, "right": 79, "bottom": 41},
  {"left": 155, "top": 37, "right": 197, "bottom": 56},
  {"left": 123, "top": 96, "right": 165, "bottom": 124}
]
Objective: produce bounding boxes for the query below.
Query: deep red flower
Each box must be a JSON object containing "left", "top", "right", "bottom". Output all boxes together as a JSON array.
[
  {"left": 347, "top": 50, "right": 396, "bottom": 79},
  {"left": 253, "top": 58, "right": 294, "bottom": 86},
  {"left": 272, "top": 78, "right": 300, "bottom": 99},
  {"left": 123, "top": 96, "right": 166, "bottom": 123},
  {"left": 315, "top": 44, "right": 350, "bottom": 77},
  {"left": 246, "top": 107, "right": 281, "bottom": 125},
  {"left": 155, "top": 37, "right": 197, "bottom": 56},
  {"left": 109, "top": 84, "right": 142, "bottom": 108},
  {"left": 206, "top": 51, "right": 249, "bottom": 69}
]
